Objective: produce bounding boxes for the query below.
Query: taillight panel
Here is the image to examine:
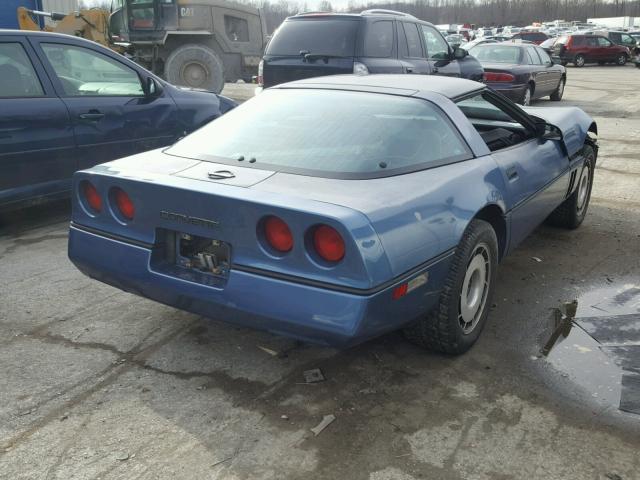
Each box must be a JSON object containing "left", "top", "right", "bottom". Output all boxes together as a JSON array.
[
  {"left": 483, "top": 72, "right": 515, "bottom": 82},
  {"left": 312, "top": 225, "right": 345, "bottom": 263},
  {"left": 80, "top": 180, "right": 102, "bottom": 214},
  {"left": 260, "top": 215, "right": 293, "bottom": 254},
  {"left": 111, "top": 187, "right": 135, "bottom": 221}
]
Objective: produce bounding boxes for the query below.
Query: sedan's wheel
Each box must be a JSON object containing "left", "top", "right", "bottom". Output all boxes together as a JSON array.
[
  {"left": 403, "top": 219, "right": 498, "bottom": 354},
  {"left": 617, "top": 54, "right": 627, "bottom": 66},
  {"left": 546, "top": 144, "right": 596, "bottom": 229},
  {"left": 574, "top": 54, "right": 585, "bottom": 67},
  {"left": 550, "top": 77, "right": 565, "bottom": 101},
  {"left": 520, "top": 85, "right": 532, "bottom": 106}
]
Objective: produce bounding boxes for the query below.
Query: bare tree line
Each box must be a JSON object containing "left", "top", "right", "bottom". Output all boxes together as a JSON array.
[{"left": 258, "top": 0, "right": 640, "bottom": 32}]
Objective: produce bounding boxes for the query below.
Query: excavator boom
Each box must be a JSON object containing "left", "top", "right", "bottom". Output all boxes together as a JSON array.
[{"left": 16, "top": 6, "right": 111, "bottom": 49}]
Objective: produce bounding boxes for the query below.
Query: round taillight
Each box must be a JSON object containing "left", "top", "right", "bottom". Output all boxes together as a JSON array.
[
  {"left": 313, "top": 225, "right": 345, "bottom": 263},
  {"left": 82, "top": 181, "right": 102, "bottom": 213},
  {"left": 264, "top": 216, "right": 293, "bottom": 252},
  {"left": 113, "top": 188, "right": 135, "bottom": 220}
]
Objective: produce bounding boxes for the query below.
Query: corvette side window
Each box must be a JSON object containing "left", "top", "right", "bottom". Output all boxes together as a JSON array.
[{"left": 456, "top": 93, "right": 533, "bottom": 152}]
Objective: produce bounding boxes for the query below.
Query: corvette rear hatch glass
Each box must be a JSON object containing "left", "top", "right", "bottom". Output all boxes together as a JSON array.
[{"left": 166, "top": 89, "right": 473, "bottom": 179}]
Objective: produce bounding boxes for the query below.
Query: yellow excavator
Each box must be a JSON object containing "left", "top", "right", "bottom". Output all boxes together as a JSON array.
[{"left": 16, "top": 6, "right": 113, "bottom": 50}]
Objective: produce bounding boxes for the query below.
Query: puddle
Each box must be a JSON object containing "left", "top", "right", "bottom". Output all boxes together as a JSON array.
[{"left": 541, "top": 282, "right": 640, "bottom": 415}]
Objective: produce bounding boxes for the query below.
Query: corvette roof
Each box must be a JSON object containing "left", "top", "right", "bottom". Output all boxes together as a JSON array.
[{"left": 275, "top": 74, "right": 485, "bottom": 100}]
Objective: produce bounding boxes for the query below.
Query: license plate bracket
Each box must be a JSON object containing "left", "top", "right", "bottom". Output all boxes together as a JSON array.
[{"left": 176, "top": 232, "right": 230, "bottom": 277}]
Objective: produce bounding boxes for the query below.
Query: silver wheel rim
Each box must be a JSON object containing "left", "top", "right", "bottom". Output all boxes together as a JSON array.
[
  {"left": 618, "top": 55, "right": 626, "bottom": 65},
  {"left": 557, "top": 80, "right": 565, "bottom": 97},
  {"left": 182, "top": 61, "right": 209, "bottom": 88},
  {"left": 459, "top": 243, "right": 491, "bottom": 334},
  {"left": 576, "top": 56, "right": 584, "bottom": 67},
  {"left": 577, "top": 162, "right": 591, "bottom": 212},
  {"left": 523, "top": 88, "right": 531, "bottom": 106}
]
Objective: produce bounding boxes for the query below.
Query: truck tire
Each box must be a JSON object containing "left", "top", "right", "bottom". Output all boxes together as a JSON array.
[
  {"left": 164, "top": 44, "right": 224, "bottom": 93},
  {"left": 403, "top": 219, "right": 498, "bottom": 355}
]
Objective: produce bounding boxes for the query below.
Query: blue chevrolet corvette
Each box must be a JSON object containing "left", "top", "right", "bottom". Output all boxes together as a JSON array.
[{"left": 68, "top": 75, "right": 598, "bottom": 354}]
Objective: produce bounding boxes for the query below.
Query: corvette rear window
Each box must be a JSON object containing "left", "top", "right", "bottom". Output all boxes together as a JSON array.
[{"left": 166, "top": 89, "right": 472, "bottom": 179}]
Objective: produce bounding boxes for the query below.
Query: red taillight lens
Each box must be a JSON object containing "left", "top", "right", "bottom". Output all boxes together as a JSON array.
[
  {"left": 264, "top": 216, "right": 293, "bottom": 252},
  {"left": 483, "top": 72, "right": 516, "bottom": 82},
  {"left": 82, "top": 181, "right": 102, "bottom": 212},
  {"left": 113, "top": 188, "right": 135, "bottom": 220},
  {"left": 313, "top": 225, "right": 345, "bottom": 263}
]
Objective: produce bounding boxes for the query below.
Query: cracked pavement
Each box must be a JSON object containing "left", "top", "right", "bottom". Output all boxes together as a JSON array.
[{"left": 1, "top": 67, "right": 639, "bottom": 479}]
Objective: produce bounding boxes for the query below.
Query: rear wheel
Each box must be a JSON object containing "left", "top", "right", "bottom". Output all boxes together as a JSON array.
[
  {"left": 520, "top": 85, "right": 533, "bottom": 106},
  {"left": 616, "top": 53, "right": 627, "bottom": 66},
  {"left": 164, "top": 44, "right": 224, "bottom": 93},
  {"left": 574, "top": 54, "right": 585, "bottom": 67},
  {"left": 547, "top": 145, "right": 595, "bottom": 229},
  {"left": 403, "top": 219, "right": 498, "bottom": 354},
  {"left": 550, "top": 77, "right": 565, "bottom": 101}
]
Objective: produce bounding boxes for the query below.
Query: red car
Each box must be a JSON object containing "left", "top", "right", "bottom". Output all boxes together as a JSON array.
[{"left": 553, "top": 34, "right": 630, "bottom": 67}]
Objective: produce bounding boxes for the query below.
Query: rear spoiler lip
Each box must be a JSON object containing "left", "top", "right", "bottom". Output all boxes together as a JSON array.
[{"left": 70, "top": 222, "right": 455, "bottom": 296}]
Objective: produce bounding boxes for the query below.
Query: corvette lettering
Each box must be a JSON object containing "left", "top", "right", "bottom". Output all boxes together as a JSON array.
[{"left": 160, "top": 211, "right": 219, "bottom": 229}]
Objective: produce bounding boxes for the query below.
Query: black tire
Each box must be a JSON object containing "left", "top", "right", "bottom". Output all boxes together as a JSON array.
[
  {"left": 574, "top": 54, "right": 585, "bottom": 67},
  {"left": 616, "top": 54, "right": 627, "bottom": 66},
  {"left": 546, "top": 145, "right": 595, "bottom": 229},
  {"left": 550, "top": 77, "right": 565, "bottom": 101},
  {"left": 560, "top": 60, "right": 568, "bottom": 66},
  {"left": 164, "top": 44, "right": 224, "bottom": 93},
  {"left": 520, "top": 84, "right": 533, "bottom": 106},
  {"left": 598, "top": 60, "right": 606, "bottom": 65},
  {"left": 403, "top": 219, "right": 498, "bottom": 354}
]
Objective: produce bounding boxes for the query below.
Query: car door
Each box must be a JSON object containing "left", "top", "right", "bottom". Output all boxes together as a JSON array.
[
  {"left": 30, "top": 37, "right": 180, "bottom": 171},
  {"left": 361, "top": 19, "right": 402, "bottom": 74},
  {"left": 536, "top": 46, "right": 562, "bottom": 93},
  {"left": 596, "top": 36, "right": 617, "bottom": 61},
  {"left": 524, "top": 46, "right": 549, "bottom": 97},
  {"left": 419, "top": 24, "right": 461, "bottom": 77},
  {"left": 456, "top": 92, "right": 570, "bottom": 249},
  {"left": 397, "top": 22, "right": 430, "bottom": 74},
  {"left": 0, "top": 36, "right": 75, "bottom": 207}
]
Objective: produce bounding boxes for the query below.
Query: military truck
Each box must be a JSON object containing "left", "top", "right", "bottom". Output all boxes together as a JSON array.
[{"left": 109, "top": 0, "right": 267, "bottom": 92}]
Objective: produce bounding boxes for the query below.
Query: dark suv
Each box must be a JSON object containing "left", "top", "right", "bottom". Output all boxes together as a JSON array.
[
  {"left": 553, "top": 34, "right": 631, "bottom": 67},
  {"left": 258, "top": 10, "right": 483, "bottom": 89}
]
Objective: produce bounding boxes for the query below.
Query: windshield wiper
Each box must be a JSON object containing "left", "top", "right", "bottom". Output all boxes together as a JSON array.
[{"left": 300, "top": 50, "right": 349, "bottom": 62}]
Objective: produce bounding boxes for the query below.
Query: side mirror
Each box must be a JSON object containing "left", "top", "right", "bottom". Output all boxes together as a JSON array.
[
  {"left": 144, "top": 76, "right": 162, "bottom": 97},
  {"left": 453, "top": 46, "right": 468, "bottom": 60},
  {"left": 536, "top": 121, "right": 563, "bottom": 141}
]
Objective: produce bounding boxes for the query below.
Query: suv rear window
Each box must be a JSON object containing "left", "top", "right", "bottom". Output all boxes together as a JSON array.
[
  {"left": 167, "top": 89, "right": 472, "bottom": 179},
  {"left": 265, "top": 18, "right": 359, "bottom": 57}
]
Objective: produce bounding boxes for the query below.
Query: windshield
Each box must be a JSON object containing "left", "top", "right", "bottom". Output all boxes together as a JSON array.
[
  {"left": 167, "top": 89, "right": 472, "bottom": 179},
  {"left": 468, "top": 45, "right": 522, "bottom": 63},
  {"left": 266, "top": 18, "right": 359, "bottom": 57}
]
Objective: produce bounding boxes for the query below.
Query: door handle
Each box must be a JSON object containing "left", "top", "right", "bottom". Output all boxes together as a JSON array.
[
  {"left": 78, "top": 112, "right": 105, "bottom": 122},
  {"left": 506, "top": 166, "right": 519, "bottom": 181}
]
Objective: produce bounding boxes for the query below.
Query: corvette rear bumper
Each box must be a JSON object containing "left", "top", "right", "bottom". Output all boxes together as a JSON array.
[{"left": 68, "top": 225, "right": 451, "bottom": 347}]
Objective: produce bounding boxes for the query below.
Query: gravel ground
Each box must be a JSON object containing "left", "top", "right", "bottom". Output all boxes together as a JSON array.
[{"left": 1, "top": 65, "right": 639, "bottom": 480}]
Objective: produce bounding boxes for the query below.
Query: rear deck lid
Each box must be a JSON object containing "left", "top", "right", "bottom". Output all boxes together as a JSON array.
[{"left": 263, "top": 16, "right": 360, "bottom": 87}]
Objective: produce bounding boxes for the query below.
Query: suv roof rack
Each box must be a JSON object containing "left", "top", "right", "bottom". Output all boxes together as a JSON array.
[{"left": 361, "top": 9, "right": 416, "bottom": 18}]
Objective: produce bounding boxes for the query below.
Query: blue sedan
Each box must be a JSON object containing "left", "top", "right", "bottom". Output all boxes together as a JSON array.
[
  {"left": 0, "top": 30, "right": 236, "bottom": 210},
  {"left": 68, "top": 75, "right": 597, "bottom": 354}
]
